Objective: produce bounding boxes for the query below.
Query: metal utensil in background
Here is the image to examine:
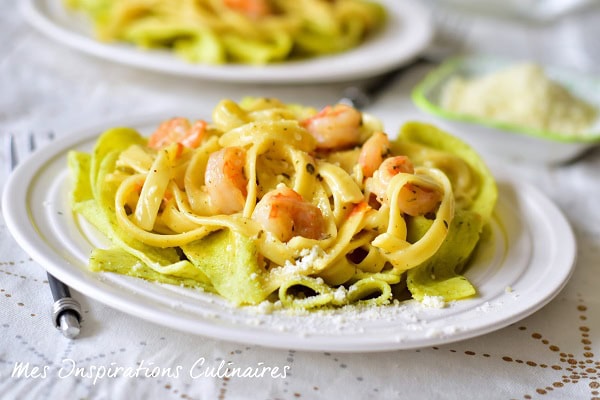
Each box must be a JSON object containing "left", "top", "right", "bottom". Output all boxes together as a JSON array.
[
  {"left": 8, "top": 131, "right": 83, "bottom": 339},
  {"left": 340, "top": 8, "right": 469, "bottom": 110}
]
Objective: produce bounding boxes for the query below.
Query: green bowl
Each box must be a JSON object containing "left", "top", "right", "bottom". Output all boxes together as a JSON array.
[{"left": 412, "top": 55, "right": 600, "bottom": 164}]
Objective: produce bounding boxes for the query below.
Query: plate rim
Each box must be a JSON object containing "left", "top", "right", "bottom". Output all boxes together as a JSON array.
[
  {"left": 21, "top": 0, "right": 434, "bottom": 83},
  {"left": 2, "top": 117, "right": 577, "bottom": 352}
]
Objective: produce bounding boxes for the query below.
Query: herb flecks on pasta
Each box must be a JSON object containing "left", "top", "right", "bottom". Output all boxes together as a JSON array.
[
  {"left": 69, "top": 97, "right": 498, "bottom": 309},
  {"left": 64, "top": 0, "right": 387, "bottom": 65}
]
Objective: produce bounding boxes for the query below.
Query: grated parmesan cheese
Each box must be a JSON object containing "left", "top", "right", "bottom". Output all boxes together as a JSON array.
[
  {"left": 421, "top": 295, "right": 446, "bottom": 309},
  {"left": 256, "top": 300, "right": 274, "bottom": 314},
  {"left": 441, "top": 62, "right": 597, "bottom": 135},
  {"left": 278, "top": 246, "right": 323, "bottom": 275},
  {"left": 333, "top": 286, "right": 348, "bottom": 303}
]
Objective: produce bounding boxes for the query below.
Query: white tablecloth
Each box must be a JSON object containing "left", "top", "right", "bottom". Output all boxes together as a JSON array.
[{"left": 2, "top": 2, "right": 600, "bottom": 399}]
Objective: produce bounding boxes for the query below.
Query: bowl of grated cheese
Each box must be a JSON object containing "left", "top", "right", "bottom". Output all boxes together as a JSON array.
[{"left": 411, "top": 55, "right": 600, "bottom": 164}]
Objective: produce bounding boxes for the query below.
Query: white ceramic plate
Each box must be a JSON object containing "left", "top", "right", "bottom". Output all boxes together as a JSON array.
[
  {"left": 2, "top": 118, "right": 576, "bottom": 352},
  {"left": 22, "top": 0, "right": 433, "bottom": 83},
  {"left": 412, "top": 56, "right": 600, "bottom": 164}
]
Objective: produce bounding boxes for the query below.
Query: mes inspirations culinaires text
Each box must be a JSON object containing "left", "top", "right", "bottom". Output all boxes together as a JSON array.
[{"left": 9, "top": 357, "right": 291, "bottom": 385}]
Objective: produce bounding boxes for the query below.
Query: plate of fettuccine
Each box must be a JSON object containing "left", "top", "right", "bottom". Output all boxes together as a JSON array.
[
  {"left": 22, "top": 0, "right": 433, "bottom": 83},
  {"left": 2, "top": 99, "right": 576, "bottom": 351}
]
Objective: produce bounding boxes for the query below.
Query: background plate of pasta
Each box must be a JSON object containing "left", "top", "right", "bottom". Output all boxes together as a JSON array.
[
  {"left": 21, "top": 0, "right": 433, "bottom": 83},
  {"left": 2, "top": 98, "right": 576, "bottom": 352}
]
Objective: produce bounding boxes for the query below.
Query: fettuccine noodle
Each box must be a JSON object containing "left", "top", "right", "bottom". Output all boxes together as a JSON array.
[
  {"left": 69, "top": 97, "right": 497, "bottom": 309},
  {"left": 64, "top": 0, "right": 387, "bottom": 64}
]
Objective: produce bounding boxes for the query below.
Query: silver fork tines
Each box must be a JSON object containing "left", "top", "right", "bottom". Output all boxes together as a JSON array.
[{"left": 8, "top": 130, "right": 55, "bottom": 171}]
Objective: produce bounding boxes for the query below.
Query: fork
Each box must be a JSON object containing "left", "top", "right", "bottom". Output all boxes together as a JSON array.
[
  {"left": 340, "top": 7, "right": 469, "bottom": 109},
  {"left": 8, "top": 131, "right": 83, "bottom": 339}
]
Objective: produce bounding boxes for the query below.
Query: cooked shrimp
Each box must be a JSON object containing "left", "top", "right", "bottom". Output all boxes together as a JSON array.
[
  {"left": 368, "top": 155, "right": 414, "bottom": 201},
  {"left": 252, "top": 187, "right": 326, "bottom": 242},
  {"left": 397, "top": 183, "right": 442, "bottom": 217},
  {"left": 205, "top": 147, "right": 248, "bottom": 214},
  {"left": 148, "top": 118, "right": 207, "bottom": 149},
  {"left": 301, "top": 104, "right": 362, "bottom": 150},
  {"left": 358, "top": 131, "right": 391, "bottom": 178},
  {"left": 183, "top": 120, "right": 207, "bottom": 148},
  {"left": 369, "top": 155, "right": 441, "bottom": 217},
  {"left": 223, "top": 0, "right": 271, "bottom": 18}
]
